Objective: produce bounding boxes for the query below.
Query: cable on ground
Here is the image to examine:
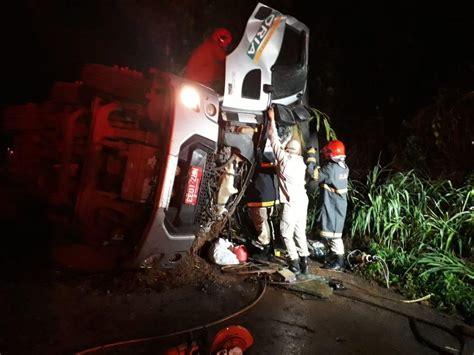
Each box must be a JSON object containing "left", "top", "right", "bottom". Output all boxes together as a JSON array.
[
  {"left": 341, "top": 279, "right": 433, "bottom": 304},
  {"left": 74, "top": 278, "right": 267, "bottom": 354},
  {"left": 333, "top": 290, "right": 466, "bottom": 354}
]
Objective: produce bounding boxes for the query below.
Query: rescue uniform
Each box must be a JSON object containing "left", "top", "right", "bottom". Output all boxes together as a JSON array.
[
  {"left": 318, "top": 160, "right": 349, "bottom": 255},
  {"left": 268, "top": 118, "right": 310, "bottom": 261},
  {"left": 246, "top": 139, "right": 279, "bottom": 247}
]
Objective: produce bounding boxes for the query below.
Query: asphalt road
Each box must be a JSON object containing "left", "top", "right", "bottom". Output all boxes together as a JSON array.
[{"left": 1, "top": 258, "right": 471, "bottom": 355}]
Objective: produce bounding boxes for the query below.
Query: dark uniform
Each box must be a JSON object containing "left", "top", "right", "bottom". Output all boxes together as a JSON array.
[
  {"left": 245, "top": 139, "right": 279, "bottom": 249},
  {"left": 246, "top": 164, "right": 279, "bottom": 208},
  {"left": 318, "top": 160, "right": 349, "bottom": 256}
]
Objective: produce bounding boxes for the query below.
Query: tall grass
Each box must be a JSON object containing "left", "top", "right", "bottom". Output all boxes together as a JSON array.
[{"left": 349, "top": 166, "right": 474, "bottom": 319}]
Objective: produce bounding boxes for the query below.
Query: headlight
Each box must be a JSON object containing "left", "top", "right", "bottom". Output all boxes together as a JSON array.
[
  {"left": 180, "top": 86, "right": 200, "bottom": 112},
  {"left": 205, "top": 103, "right": 217, "bottom": 117}
]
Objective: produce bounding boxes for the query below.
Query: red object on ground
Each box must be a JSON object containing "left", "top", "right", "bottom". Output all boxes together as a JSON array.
[
  {"left": 232, "top": 245, "right": 248, "bottom": 263},
  {"left": 210, "top": 325, "right": 254, "bottom": 353}
]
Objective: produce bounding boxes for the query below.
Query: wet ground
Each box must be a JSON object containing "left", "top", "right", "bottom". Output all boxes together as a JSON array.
[
  {"left": 1, "top": 250, "right": 472, "bottom": 355},
  {"left": 0, "top": 185, "right": 472, "bottom": 354}
]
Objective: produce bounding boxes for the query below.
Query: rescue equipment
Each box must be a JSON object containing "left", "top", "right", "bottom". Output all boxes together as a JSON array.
[{"left": 322, "top": 140, "right": 346, "bottom": 160}]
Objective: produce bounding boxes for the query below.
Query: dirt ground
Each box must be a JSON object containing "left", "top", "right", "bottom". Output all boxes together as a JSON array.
[
  {"left": 0, "top": 186, "right": 473, "bottom": 354},
  {"left": 1, "top": 246, "right": 473, "bottom": 355}
]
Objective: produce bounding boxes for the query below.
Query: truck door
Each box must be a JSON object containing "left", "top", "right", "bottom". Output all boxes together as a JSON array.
[{"left": 222, "top": 3, "right": 309, "bottom": 112}]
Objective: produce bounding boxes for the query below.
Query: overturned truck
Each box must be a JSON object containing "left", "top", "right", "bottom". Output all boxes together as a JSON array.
[{"left": 2, "top": 3, "right": 318, "bottom": 271}]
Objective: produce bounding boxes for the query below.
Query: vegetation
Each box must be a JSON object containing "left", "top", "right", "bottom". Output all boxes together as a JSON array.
[
  {"left": 348, "top": 166, "right": 473, "bottom": 320},
  {"left": 306, "top": 106, "right": 338, "bottom": 142},
  {"left": 304, "top": 89, "right": 473, "bottom": 321}
]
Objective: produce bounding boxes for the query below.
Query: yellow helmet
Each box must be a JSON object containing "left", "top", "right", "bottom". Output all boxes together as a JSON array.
[{"left": 285, "top": 139, "right": 301, "bottom": 155}]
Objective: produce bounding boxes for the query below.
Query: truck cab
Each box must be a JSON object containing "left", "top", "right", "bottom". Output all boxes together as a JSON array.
[{"left": 2, "top": 3, "right": 311, "bottom": 272}]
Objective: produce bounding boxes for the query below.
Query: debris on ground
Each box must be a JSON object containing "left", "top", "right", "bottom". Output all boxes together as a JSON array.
[
  {"left": 277, "top": 274, "right": 334, "bottom": 299},
  {"left": 53, "top": 253, "right": 245, "bottom": 295}
]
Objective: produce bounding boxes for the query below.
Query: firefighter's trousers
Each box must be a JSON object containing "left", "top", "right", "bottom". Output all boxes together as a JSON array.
[
  {"left": 325, "top": 237, "right": 345, "bottom": 255},
  {"left": 280, "top": 195, "right": 310, "bottom": 260},
  {"left": 248, "top": 206, "right": 274, "bottom": 246}
]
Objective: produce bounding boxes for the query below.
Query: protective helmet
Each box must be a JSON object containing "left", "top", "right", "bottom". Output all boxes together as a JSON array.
[
  {"left": 285, "top": 139, "right": 301, "bottom": 155},
  {"left": 322, "top": 140, "right": 346, "bottom": 161},
  {"left": 212, "top": 28, "right": 232, "bottom": 49}
]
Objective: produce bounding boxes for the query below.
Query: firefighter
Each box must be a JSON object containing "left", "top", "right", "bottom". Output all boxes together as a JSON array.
[
  {"left": 312, "top": 139, "right": 349, "bottom": 271},
  {"left": 184, "top": 27, "right": 232, "bottom": 93},
  {"left": 245, "top": 133, "right": 280, "bottom": 262},
  {"left": 304, "top": 135, "right": 320, "bottom": 193},
  {"left": 267, "top": 106, "right": 310, "bottom": 275}
]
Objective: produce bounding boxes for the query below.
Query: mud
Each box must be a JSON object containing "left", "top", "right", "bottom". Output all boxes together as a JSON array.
[
  {"left": 1, "top": 249, "right": 472, "bottom": 355},
  {"left": 0, "top": 185, "right": 472, "bottom": 354}
]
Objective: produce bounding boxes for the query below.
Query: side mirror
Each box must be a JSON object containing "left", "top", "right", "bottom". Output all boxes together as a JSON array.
[
  {"left": 291, "top": 104, "right": 311, "bottom": 122},
  {"left": 263, "top": 84, "right": 274, "bottom": 94},
  {"left": 273, "top": 103, "right": 296, "bottom": 127}
]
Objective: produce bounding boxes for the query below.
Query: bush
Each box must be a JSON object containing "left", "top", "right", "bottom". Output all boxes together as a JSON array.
[{"left": 349, "top": 166, "right": 474, "bottom": 320}]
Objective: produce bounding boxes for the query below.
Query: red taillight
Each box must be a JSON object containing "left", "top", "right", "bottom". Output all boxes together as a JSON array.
[{"left": 183, "top": 166, "right": 203, "bottom": 205}]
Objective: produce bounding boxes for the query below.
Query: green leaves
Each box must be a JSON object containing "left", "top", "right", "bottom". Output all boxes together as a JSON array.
[
  {"left": 306, "top": 106, "right": 337, "bottom": 141},
  {"left": 351, "top": 168, "right": 473, "bottom": 254},
  {"left": 416, "top": 252, "right": 474, "bottom": 280},
  {"left": 350, "top": 167, "right": 474, "bottom": 319}
]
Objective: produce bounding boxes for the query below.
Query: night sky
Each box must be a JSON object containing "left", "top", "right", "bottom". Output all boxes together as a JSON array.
[{"left": 1, "top": 0, "right": 472, "bottom": 160}]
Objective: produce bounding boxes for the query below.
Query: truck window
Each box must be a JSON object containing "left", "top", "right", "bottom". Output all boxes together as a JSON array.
[{"left": 272, "top": 26, "right": 308, "bottom": 99}]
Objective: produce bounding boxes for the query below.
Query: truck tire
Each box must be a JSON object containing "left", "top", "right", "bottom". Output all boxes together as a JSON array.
[{"left": 81, "top": 64, "right": 152, "bottom": 103}]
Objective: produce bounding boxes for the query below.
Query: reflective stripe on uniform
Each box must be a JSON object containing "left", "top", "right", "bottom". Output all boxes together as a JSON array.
[
  {"left": 321, "top": 183, "right": 347, "bottom": 194},
  {"left": 259, "top": 162, "right": 275, "bottom": 168},
  {"left": 313, "top": 168, "right": 320, "bottom": 180},
  {"left": 247, "top": 200, "right": 280, "bottom": 207},
  {"left": 320, "top": 230, "right": 342, "bottom": 238},
  {"left": 306, "top": 157, "right": 317, "bottom": 163}
]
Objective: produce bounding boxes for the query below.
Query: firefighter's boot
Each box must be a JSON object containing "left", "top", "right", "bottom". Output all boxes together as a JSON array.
[
  {"left": 299, "top": 256, "right": 309, "bottom": 274},
  {"left": 252, "top": 244, "right": 272, "bottom": 262},
  {"left": 323, "top": 254, "right": 345, "bottom": 271},
  {"left": 288, "top": 259, "right": 301, "bottom": 275}
]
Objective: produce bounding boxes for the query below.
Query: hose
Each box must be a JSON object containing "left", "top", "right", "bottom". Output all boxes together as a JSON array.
[
  {"left": 346, "top": 250, "right": 390, "bottom": 288},
  {"left": 74, "top": 279, "right": 267, "bottom": 354},
  {"left": 341, "top": 279, "right": 433, "bottom": 304},
  {"left": 334, "top": 291, "right": 466, "bottom": 354}
]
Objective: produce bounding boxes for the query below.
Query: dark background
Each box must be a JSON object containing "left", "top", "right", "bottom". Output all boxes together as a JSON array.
[{"left": 1, "top": 0, "right": 473, "bottom": 170}]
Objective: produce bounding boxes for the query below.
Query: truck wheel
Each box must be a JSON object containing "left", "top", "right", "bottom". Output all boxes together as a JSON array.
[{"left": 81, "top": 64, "right": 152, "bottom": 103}]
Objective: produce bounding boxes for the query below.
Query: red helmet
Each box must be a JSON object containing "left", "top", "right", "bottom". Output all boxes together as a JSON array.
[
  {"left": 212, "top": 28, "right": 232, "bottom": 49},
  {"left": 322, "top": 140, "right": 346, "bottom": 160}
]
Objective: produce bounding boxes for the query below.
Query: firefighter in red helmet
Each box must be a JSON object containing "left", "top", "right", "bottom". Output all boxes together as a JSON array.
[
  {"left": 184, "top": 28, "right": 232, "bottom": 93},
  {"left": 322, "top": 140, "right": 346, "bottom": 161},
  {"left": 311, "top": 139, "right": 349, "bottom": 271}
]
